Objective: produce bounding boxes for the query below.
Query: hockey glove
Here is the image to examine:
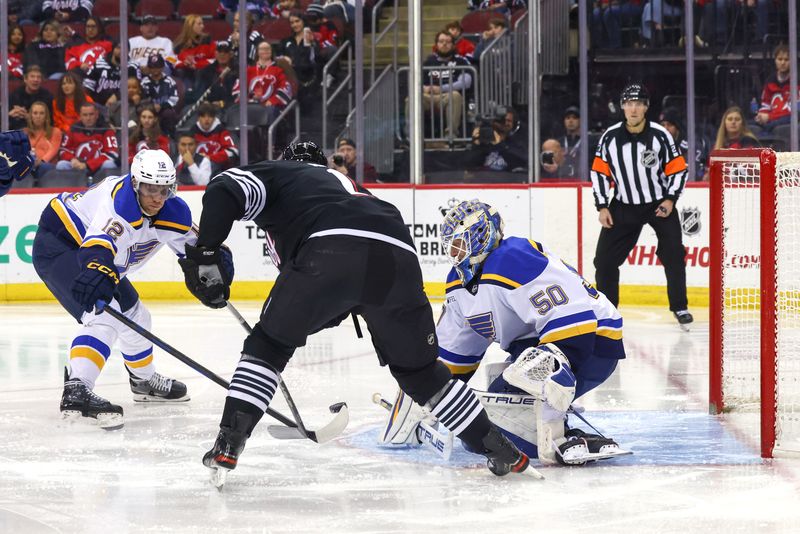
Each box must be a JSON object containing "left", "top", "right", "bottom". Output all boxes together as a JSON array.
[
  {"left": 0, "top": 130, "right": 34, "bottom": 183},
  {"left": 71, "top": 256, "right": 120, "bottom": 313},
  {"left": 179, "top": 244, "right": 234, "bottom": 309}
]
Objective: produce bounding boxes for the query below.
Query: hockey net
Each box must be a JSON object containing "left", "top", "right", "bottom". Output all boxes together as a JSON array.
[{"left": 710, "top": 148, "right": 800, "bottom": 458}]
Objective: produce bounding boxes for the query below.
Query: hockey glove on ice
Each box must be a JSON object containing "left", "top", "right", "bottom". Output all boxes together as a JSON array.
[
  {"left": 71, "top": 251, "right": 120, "bottom": 313},
  {"left": 179, "top": 244, "right": 234, "bottom": 309}
]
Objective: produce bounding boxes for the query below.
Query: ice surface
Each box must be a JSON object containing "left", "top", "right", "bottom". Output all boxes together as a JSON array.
[{"left": 1, "top": 302, "right": 799, "bottom": 533}]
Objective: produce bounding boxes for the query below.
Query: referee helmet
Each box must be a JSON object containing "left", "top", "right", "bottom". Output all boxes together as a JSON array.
[{"left": 620, "top": 84, "right": 649, "bottom": 107}]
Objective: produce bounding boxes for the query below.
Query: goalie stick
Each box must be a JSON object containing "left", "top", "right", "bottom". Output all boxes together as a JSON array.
[
  {"left": 372, "top": 393, "right": 454, "bottom": 460},
  {"left": 225, "top": 302, "right": 349, "bottom": 444}
]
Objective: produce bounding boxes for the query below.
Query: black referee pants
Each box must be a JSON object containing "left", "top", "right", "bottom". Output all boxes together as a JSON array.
[{"left": 593, "top": 201, "right": 688, "bottom": 312}]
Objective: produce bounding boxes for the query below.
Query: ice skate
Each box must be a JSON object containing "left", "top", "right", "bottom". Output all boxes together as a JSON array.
[
  {"left": 129, "top": 371, "right": 189, "bottom": 402},
  {"left": 482, "top": 425, "right": 544, "bottom": 479},
  {"left": 60, "top": 375, "right": 124, "bottom": 431},
  {"left": 554, "top": 428, "right": 632, "bottom": 465},
  {"left": 673, "top": 310, "right": 693, "bottom": 331},
  {"left": 202, "top": 412, "right": 252, "bottom": 489}
]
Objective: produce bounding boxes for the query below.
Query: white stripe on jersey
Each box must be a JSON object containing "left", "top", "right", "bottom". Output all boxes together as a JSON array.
[
  {"left": 222, "top": 168, "right": 267, "bottom": 220},
  {"left": 308, "top": 228, "right": 417, "bottom": 256}
]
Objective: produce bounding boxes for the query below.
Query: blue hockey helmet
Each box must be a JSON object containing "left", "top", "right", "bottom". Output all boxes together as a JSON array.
[
  {"left": 440, "top": 199, "right": 504, "bottom": 285},
  {"left": 282, "top": 141, "right": 327, "bottom": 165}
]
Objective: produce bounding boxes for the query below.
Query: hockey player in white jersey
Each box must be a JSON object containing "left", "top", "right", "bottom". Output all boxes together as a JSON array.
[
  {"left": 381, "top": 199, "right": 627, "bottom": 465},
  {"left": 31, "top": 149, "right": 210, "bottom": 430}
]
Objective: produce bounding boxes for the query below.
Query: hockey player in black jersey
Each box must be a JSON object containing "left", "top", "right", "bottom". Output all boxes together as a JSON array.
[{"left": 180, "top": 141, "right": 537, "bottom": 479}]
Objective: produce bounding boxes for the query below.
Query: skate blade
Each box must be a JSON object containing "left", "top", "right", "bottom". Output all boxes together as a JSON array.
[
  {"left": 61, "top": 410, "right": 124, "bottom": 431},
  {"left": 678, "top": 323, "right": 691, "bottom": 332},
  {"left": 209, "top": 466, "right": 230, "bottom": 490},
  {"left": 132, "top": 394, "right": 191, "bottom": 403},
  {"left": 521, "top": 465, "right": 545, "bottom": 480}
]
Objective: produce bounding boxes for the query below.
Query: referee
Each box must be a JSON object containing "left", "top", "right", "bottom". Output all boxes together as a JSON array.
[{"left": 590, "top": 84, "right": 693, "bottom": 328}]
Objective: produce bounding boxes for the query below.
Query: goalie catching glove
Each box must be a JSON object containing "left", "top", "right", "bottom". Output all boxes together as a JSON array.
[
  {"left": 179, "top": 244, "right": 234, "bottom": 309},
  {"left": 502, "top": 343, "right": 576, "bottom": 412}
]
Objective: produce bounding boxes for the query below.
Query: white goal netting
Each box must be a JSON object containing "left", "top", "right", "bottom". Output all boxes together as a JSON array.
[{"left": 717, "top": 151, "right": 800, "bottom": 455}]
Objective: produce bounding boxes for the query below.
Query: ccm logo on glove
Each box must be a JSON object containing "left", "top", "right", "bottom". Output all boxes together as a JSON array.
[{"left": 87, "top": 261, "right": 120, "bottom": 284}]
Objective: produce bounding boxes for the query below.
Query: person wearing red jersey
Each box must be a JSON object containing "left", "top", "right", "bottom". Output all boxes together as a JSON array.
[
  {"left": 233, "top": 42, "right": 293, "bottom": 126},
  {"left": 64, "top": 17, "right": 113, "bottom": 74},
  {"left": 752, "top": 43, "right": 800, "bottom": 137},
  {"left": 190, "top": 102, "right": 239, "bottom": 173},
  {"left": 56, "top": 102, "right": 119, "bottom": 178}
]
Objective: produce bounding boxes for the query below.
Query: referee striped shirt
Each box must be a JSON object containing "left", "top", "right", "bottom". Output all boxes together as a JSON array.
[{"left": 590, "top": 121, "right": 688, "bottom": 209}]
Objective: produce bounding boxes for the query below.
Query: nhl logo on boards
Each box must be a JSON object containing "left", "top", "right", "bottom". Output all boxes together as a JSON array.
[
  {"left": 680, "top": 207, "right": 701, "bottom": 236},
  {"left": 640, "top": 149, "right": 658, "bottom": 168}
]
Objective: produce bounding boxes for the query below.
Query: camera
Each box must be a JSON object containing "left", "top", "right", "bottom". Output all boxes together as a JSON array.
[
  {"left": 478, "top": 121, "right": 495, "bottom": 145},
  {"left": 332, "top": 154, "right": 345, "bottom": 167},
  {"left": 541, "top": 151, "right": 555, "bottom": 166}
]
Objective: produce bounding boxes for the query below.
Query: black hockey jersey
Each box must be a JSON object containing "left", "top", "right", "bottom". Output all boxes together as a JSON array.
[{"left": 196, "top": 161, "right": 415, "bottom": 268}]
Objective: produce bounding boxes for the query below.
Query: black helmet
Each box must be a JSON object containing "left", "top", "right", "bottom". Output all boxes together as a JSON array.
[
  {"left": 620, "top": 83, "right": 649, "bottom": 107},
  {"left": 282, "top": 141, "right": 327, "bottom": 165}
]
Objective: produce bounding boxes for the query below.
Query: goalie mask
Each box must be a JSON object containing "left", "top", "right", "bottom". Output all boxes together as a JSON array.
[
  {"left": 130, "top": 149, "right": 177, "bottom": 215},
  {"left": 440, "top": 199, "right": 504, "bottom": 285}
]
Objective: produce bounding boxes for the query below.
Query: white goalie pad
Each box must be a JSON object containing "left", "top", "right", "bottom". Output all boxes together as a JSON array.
[
  {"left": 378, "top": 388, "right": 435, "bottom": 445},
  {"left": 476, "top": 391, "right": 538, "bottom": 447},
  {"left": 502, "top": 343, "right": 576, "bottom": 413}
]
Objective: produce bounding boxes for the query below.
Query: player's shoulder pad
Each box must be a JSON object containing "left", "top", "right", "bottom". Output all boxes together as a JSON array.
[
  {"left": 153, "top": 196, "right": 192, "bottom": 234},
  {"left": 480, "top": 237, "right": 548, "bottom": 290},
  {"left": 444, "top": 267, "right": 462, "bottom": 294},
  {"left": 111, "top": 175, "right": 144, "bottom": 229}
]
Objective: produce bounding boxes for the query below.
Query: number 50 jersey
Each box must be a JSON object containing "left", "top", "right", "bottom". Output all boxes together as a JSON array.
[{"left": 437, "top": 237, "right": 625, "bottom": 376}]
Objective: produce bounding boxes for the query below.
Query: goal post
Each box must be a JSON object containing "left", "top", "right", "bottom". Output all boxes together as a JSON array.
[{"left": 709, "top": 148, "right": 800, "bottom": 458}]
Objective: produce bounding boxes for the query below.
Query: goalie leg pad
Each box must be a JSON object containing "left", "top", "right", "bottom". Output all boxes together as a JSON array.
[
  {"left": 379, "top": 388, "right": 433, "bottom": 445},
  {"left": 502, "top": 343, "right": 576, "bottom": 412}
]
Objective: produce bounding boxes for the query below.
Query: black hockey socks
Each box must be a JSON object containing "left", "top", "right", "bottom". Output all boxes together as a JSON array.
[
  {"left": 220, "top": 355, "right": 279, "bottom": 433},
  {"left": 427, "top": 378, "right": 491, "bottom": 450}
]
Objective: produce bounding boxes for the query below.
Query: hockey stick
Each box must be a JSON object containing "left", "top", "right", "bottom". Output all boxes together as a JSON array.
[
  {"left": 94, "top": 301, "right": 298, "bottom": 429},
  {"left": 225, "top": 302, "right": 349, "bottom": 444},
  {"left": 372, "top": 393, "right": 453, "bottom": 460}
]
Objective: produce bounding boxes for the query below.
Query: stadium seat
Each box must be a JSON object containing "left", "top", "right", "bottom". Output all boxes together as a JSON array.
[
  {"left": 38, "top": 169, "right": 89, "bottom": 188},
  {"left": 92, "top": 0, "right": 121, "bottom": 22},
  {"left": 22, "top": 24, "right": 38, "bottom": 44},
  {"left": 204, "top": 19, "right": 231, "bottom": 42},
  {"left": 714, "top": 64, "right": 761, "bottom": 114},
  {"left": 156, "top": 20, "right": 185, "bottom": 41},
  {"left": 177, "top": 0, "right": 220, "bottom": 19},
  {"left": 41, "top": 79, "right": 60, "bottom": 96},
  {"left": 255, "top": 18, "right": 293, "bottom": 42},
  {"left": 134, "top": 0, "right": 174, "bottom": 20},
  {"left": 460, "top": 10, "right": 496, "bottom": 34}
]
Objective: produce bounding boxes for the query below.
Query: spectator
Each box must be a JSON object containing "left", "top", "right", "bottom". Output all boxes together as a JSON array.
[
  {"left": 592, "top": 1, "right": 643, "bottom": 49},
  {"left": 641, "top": 0, "right": 682, "bottom": 46},
  {"left": 42, "top": 0, "right": 93, "bottom": 23},
  {"left": 7, "top": 23, "right": 26, "bottom": 79},
  {"left": 331, "top": 137, "right": 378, "bottom": 181},
  {"left": 470, "top": 105, "right": 528, "bottom": 171},
  {"left": 129, "top": 104, "right": 171, "bottom": 164},
  {"left": 140, "top": 54, "right": 180, "bottom": 135},
  {"left": 53, "top": 71, "right": 94, "bottom": 133},
  {"left": 191, "top": 41, "right": 239, "bottom": 111},
  {"left": 540, "top": 138, "right": 571, "bottom": 179},
  {"left": 173, "top": 15, "right": 216, "bottom": 81},
  {"left": 56, "top": 102, "right": 119, "bottom": 179},
  {"left": 24, "top": 19, "right": 67, "bottom": 79},
  {"left": 190, "top": 102, "right": 239, "bottom": 173},
  {"left": 473, "top": 17, "right": 508, "bottom": 63},
  {"left": 439, "top": 21, "right": 476, "bottom": 62},
  {"left": 64, "top": 16, "right": 113, "bottom": 74},
  {"left": 270, "top": 0, "right": 299, "bottom": 19},
  {"left": 659, "top": 106, "right": 710, "bottom": 181},
  {"left": 84, "top": 41, "right": 123, "bottom": 111},
  {"left": 411, "top": 31, "right": 472, "bottom": 143},
  {"left": 715, "top": 105, "right": 760, "bottom": 150},
  {"left": 234, "top": 42, "right": 293, "bottom": 124},
  {"left": 129, "top": 16, "right": 177, "bottom": 71},
  {"left": 25, "top": 100, "right": 63, "bottom": 179},
  {"left": 9, "top": 66, "right": 55, "bottom": 130},
  {"left": 752, "top": 44, "right": 799, "bottom": 137},
  {"left": 468, "top": 0, "right": 527, "bottom": 13},
  {"left": 218, "top": 0, "right": 271, "bottom": 19},
  {"left": 227, "top": 10, "right": 265, "bottom": 65},
  {"left": 322, "top": 0, "right": 355, "bottom": 24},
  {"left": 175, "top": 132, "right": 212, "bottom": 185},
  {"left": 107, "top": 76, "right": 146, "bottom": 128},
  {"left": 279, "top": 11, "right": 320, "bottom": 103},
  {"left": 560, "top": 105, "right": 581, "bottom": 178},
  {"left": 305, "top": 3, "right": 340, "bottom": 84}
]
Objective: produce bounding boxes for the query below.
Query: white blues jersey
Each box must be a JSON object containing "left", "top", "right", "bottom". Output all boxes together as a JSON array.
[
  {"left": 437, "top": 237, "right": 625, "bottom": 376},
  {"left": 41, "top": 174, "right": 196, "bottom": 277}
]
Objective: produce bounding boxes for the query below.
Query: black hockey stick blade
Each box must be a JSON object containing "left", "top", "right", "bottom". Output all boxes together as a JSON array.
[{"left": 266, "top": 402, "right": 349, "bottom": 443}]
